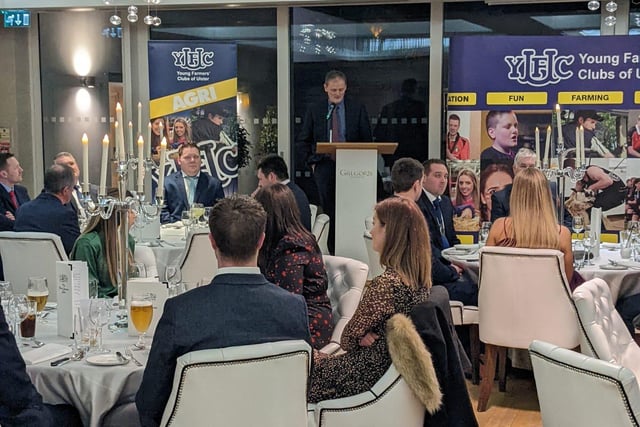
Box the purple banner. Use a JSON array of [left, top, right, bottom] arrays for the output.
[[448, 35, 640, 110]]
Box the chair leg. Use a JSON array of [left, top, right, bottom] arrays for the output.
[[470, 324, 480, 385], [477, 343, 497, 412], [497, 346, 507, 392]]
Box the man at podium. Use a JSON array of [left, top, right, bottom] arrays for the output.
[[297, 70, 372, 252]]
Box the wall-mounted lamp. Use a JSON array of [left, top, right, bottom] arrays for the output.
[[81, 76, 96, 88]]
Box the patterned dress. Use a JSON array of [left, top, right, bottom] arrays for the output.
[[308, 268, 430, 402], [261, 232, 333, 349]]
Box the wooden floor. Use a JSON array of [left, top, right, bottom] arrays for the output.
[[466, 374, 542, 427]]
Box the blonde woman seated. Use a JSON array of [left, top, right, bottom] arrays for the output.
[[308, 197, 431, 402], [486, 167, 579, 286]]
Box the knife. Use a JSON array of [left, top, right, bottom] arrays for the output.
[[127, 350, 143, 367], [51, 357, 70, 367]]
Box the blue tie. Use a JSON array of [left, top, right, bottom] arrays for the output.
[[186, 176, 198, 205], [433, 197, 450, 249]]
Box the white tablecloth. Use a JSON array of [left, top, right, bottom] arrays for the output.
[[24, 311, 148, 427], [135, 226, 188, 281]]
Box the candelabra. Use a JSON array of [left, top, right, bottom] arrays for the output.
[[79, 154, 162, 320], [541, 145, 586, 222]]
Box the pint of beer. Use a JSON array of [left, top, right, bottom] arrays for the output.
[[27, 277, 49, 314]]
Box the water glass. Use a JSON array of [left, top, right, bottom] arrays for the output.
[[9, 294, 29, 338], [0, 281, 13, 302], [181, 210, 193, 239], [478, 221, 492, 246], [89, 298, 112, 353], [582, 230, 597, 266]]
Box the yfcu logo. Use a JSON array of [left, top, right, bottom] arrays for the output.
[[172, 47, 214, 71], [504, 48, 574, 87]]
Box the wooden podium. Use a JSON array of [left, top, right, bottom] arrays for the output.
[[316, 142, 397, 263]]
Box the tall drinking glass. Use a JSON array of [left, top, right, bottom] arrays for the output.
[[9, 294, 29, 338], [478, 221, 492, 247], [582, 230, 597, 266], [27, 277, 48, 318], [130, 293, 154, 349], [181, 210, 193, 240], [20, 300, 37, 344], [190, 203, 204, 227]]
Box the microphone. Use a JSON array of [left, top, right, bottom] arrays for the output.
[[326, 103, 336, 121]]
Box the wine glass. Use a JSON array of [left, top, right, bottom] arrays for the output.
[[166, 265, 183, 297], [130, 293, 154, 349], [0, 281, 13, 303], [181, 210, 193, 240], [27, 277, 48, 318], [130, 262, 147, 279], [582, 229, 597, 266], [9, 294, 29, 338], [190, 203, 205, 227], [89, 298, 112, 353], [203, 207, 212, 226], [571, 216, 584, 251]]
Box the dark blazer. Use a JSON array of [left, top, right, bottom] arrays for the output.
[[491, 182, 571, 227], [136, 273, 311, 427], [0, 184, 30, 231], [287, 181, 312, 231], [14, 192, 80, 255], [417, 192, 460, 251], [297, 97, 372, 166], [160, 171, 225, 223]]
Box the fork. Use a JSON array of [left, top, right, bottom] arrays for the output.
[[125, 347, 143, 366]]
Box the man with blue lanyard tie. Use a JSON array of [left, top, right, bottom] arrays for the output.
[[160, 142, 225, 224], [297, 70, 372, 253], [418, 158, 478, 306]]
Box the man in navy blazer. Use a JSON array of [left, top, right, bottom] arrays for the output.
[[297, 70, 372, 251], [160, 142, 225, 223], [15, 164, 80, 255], [0, 153, 30, 232], [255, 154, 312, 230], [137, 195, 311, 426], [417, 159, 477, 306]]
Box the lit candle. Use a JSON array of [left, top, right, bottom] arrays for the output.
[[100, 134, 110, 196], [116, 103, 125, 161], [575, 126, 580, 166], [544, 125, 551, 167], [128, 121, 134, 156], [137, 102, 142, 137], [555, 104, 563, 147], [137, 135, 145, 193], [535, 127, 540, 168], [157, 137, 167, 199], [81, 133, 90, 193], [146, 122, 152, 159]]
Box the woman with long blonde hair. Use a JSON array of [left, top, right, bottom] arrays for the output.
[[486, 167, 575, 282], [308, 197, 431, 402]]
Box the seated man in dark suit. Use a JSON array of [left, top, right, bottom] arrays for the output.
[[417, 159, 477, 306], [160, 142, 225, 223], [14, 164, 80, 255], [255, 154, 312, 230], [0, 152, 30, 232], [137, 195, 311, 426], [0, 302, 82, 427]]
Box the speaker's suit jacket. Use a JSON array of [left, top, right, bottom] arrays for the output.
[[14, 193, 80, 255], [0, 184, 30, 231], [136, 272, 311, 427], [160, 171, 225, 224]]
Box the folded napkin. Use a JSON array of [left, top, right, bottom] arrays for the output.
[[161, 221, 184, 229], [22, 343, 72, 365], [613, 260, 640, 269]]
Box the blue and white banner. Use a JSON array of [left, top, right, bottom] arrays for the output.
[[448, 35, 640, 110]]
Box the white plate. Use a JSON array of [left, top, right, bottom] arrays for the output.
[[454, 244, 479, 251], [601, 243, 620, 249], [599, 264, 628, 270], [85, 353, 129, 366]]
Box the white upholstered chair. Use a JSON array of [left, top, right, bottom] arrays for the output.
[[530, 340, 640, 427], [312, 214, 330, 255], [363, 231, 384, 281], [161, 340, 311, 427], [449, 300, 480, 384], [320, 255, 368, 354], [572, 278, 640, 381], [0, 231, 68, 302], [310, 364, 425, 427], [476, 246, 580, 411], [310, 204, 318, 228], [178, 230, 218, 290]]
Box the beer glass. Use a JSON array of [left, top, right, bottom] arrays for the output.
[[27, 277, 49, 317], [130, 293, 153, 349]]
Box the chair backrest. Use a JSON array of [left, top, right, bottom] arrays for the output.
[[312, 214, 330, 255], [178, 231, 218, 290], [0, 231, 68, 302], [529, 340, 640, 427], [363, 231, 385, 281], [572, 278, 640, 380], [478, 246, 580, 349], [160, 340, 311, 427], [309, 204, 318, 228], [314, 364, 425, 427], [322, 255, 368, 348]]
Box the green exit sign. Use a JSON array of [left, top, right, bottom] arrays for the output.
[[3, 10, 31, 28]]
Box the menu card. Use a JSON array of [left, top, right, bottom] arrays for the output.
[[127, 278, 168, 337], [56, 261, 89, 338]]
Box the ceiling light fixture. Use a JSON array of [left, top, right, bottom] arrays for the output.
[[587, 0, 618, 26], [104, 1, 160, 27]]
